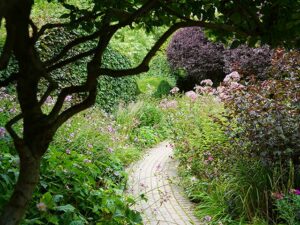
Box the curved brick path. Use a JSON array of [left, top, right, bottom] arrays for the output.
[[127, 141, 202, 225]]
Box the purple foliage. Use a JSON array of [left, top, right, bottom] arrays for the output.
[[224, 45, 273, 80], [167, 27, 225, 90]]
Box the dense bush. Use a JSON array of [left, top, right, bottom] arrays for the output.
[[219, 73, 300, 167], [167, 27, 225, 90], [163, 70, 300, 224], [38, 28, 139, 112], [267, 49, 300, 81], [224, 45, 273, 80]]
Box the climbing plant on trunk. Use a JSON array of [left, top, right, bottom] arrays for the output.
[[0, 0, 299, 224]]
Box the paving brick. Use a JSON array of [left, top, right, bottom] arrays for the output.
[[127, 141, 202, 225]]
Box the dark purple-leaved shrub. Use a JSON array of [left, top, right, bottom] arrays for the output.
[[224, 44, 273, 80], [219, 75, 300, 167], [267, 49, 300, 81], [167, 27, 225, 90]]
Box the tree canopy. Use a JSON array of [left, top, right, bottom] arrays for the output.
[[0, 0, 299, 224]]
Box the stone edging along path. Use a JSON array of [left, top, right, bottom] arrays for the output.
[[126, 141, 202, 225]]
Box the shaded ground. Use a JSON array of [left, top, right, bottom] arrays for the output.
[[127, 141, 201, 225]]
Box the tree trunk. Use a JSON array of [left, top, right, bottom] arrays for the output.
[[0, 144, 41, 225]]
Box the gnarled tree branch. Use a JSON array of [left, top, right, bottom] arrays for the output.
[[44, 30, 101, 67], [46, 48, 97, 72], [35, 11, 104, 42], [99, 20, 246, 77], [0, 21, 16, 71], [5, 114, 23, 143]]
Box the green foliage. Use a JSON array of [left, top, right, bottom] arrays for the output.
[[153, 80, 172, 98], [36, 28, 139, 112], [137, 104, 162, 127], [0, 106, 145, 224], [115, 98, 167, 149], [97, 48, 139, 112], [276, 194, 300, 225], [110, 27, 167, 67]]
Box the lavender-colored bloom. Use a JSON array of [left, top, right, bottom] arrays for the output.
[[83, 159, 92, 163], [0, 127, 6, 138], [65, 95, 72, 102], [292, 189, 300, 195], [203, 215, 212, 222], [107, 125, 115, 133], [107, 147, 114, 153]]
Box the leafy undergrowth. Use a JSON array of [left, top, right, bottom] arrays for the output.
[[162, 66, 300, 225], [0, 89, 166, 224]]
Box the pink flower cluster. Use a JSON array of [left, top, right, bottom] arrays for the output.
[[200, 79, 213, 86], [170, 87, 180, 94], [159, 99, 178, 109], [185, 91, 198, 101]]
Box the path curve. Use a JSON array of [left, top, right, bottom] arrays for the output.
[[127, 141, 202, 225]]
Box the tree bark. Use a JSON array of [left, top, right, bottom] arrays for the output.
[[0, 144, 41, 225]]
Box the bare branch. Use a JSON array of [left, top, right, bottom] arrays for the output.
[[0, 72, 18, 87], [52, 87, 97, 131], [46, 48, 97, 72], [5, 114, 23, 142], [29, 19, 38, 40], [44, 31, 101, 66], [0, 22, 15, 70], [38, 76, 58, 106], [35, 12, 104, 42], [48, 83, 91, 121]]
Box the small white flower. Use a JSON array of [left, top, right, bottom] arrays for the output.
[[36, 202, 47, 212]]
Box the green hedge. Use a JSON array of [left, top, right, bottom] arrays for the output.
[[1, 28, 139, 112]]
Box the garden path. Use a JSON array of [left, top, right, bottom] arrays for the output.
[[127, 141, 202, 225]]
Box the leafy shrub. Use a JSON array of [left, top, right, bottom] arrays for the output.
[[153, 80, 172, 98], [267, 49, 300, 81], [37, 28, 139, 112], [167, 27, 225, 90], [224, 44, 273, 80], [97, 48, 139, 111], [219, 76, 300, 167], [136, 104, 162, 127], [163, 77, 300, 224]]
